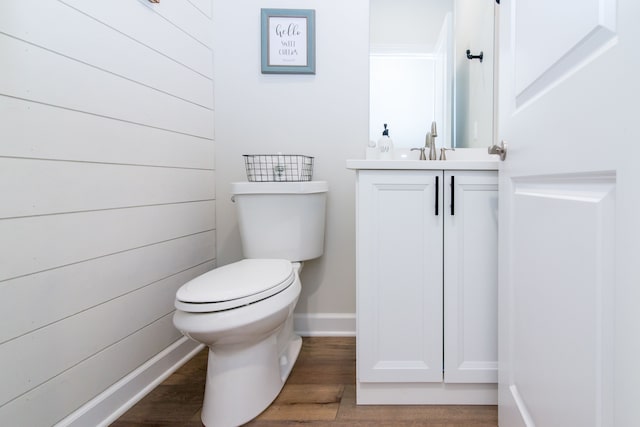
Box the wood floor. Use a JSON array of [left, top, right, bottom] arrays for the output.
[[112, 337, 497, 426]]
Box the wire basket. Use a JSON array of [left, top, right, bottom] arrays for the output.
[[243, 154, 314, 182]]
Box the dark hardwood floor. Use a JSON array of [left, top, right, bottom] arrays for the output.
[[112, 337, 497, 426]]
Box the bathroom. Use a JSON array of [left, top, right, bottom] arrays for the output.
[[2, 0, 639, 426], [0, 1, 367, 424]]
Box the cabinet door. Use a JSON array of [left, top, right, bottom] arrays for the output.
[[357, 170, 443, 383], [443, 170, 498, 383]]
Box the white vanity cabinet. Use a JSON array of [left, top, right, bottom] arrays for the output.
[[351, 163, 498, 404]]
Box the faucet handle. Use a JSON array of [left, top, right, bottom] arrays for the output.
[[411, 147, 427, 160], [439, 147, 455, 161]]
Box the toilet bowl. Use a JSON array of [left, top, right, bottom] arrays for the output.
[[173, 180, 328, 427], [173, 259, 302, 427]]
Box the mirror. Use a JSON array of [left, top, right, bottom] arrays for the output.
[[369, 0, 495, 149]]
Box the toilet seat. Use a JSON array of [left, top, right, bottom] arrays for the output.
[[175, 259, 294, 313]]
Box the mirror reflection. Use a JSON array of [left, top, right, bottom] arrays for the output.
[[369, 0, 494, 150]]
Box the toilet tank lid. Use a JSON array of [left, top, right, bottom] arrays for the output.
[[231, 180, 328, 195], [175, 259, 294, 306]]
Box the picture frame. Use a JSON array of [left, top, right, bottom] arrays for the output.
[[261, 8, 316, 74]]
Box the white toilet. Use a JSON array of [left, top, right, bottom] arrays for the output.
[[173, 180, 328, 427]]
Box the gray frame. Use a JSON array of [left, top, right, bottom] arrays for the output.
[[261, 8, 316, 74]]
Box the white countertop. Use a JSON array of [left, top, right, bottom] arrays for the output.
[[346, 159, 499, 171], [346, 148, 499, 171]]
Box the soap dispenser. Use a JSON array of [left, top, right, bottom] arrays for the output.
[[377, 124, 394, 160]]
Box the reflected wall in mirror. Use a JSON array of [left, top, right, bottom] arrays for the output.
[[369, 0, 494, 149]]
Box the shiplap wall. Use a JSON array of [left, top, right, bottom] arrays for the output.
[[0, 0, 215, 425]]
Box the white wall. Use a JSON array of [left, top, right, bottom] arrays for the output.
[[214, 0, 370, 332], [0, 0, 214, 425]]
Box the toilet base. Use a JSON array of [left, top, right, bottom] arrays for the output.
[[276, 301, 302, 382], [200, 331, 302, 427], [279, 333, 302, 383]]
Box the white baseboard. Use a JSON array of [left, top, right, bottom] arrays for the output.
[[55, 337, 204, 427], [357, 381, 498, 405], [293, 313, 356, 337]]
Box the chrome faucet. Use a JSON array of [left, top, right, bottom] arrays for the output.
[[411, 121, 439, 160], [426, 121, 438, 160]]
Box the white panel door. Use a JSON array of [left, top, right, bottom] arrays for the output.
[[444, 171, 498, 384], [498, 0, 639, 425], [357, 170, 443, 383]]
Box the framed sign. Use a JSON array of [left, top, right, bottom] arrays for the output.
[[261, 8, 316, 74]]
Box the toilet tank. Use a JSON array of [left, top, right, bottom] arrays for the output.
[[231, 181, 328, 261]]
